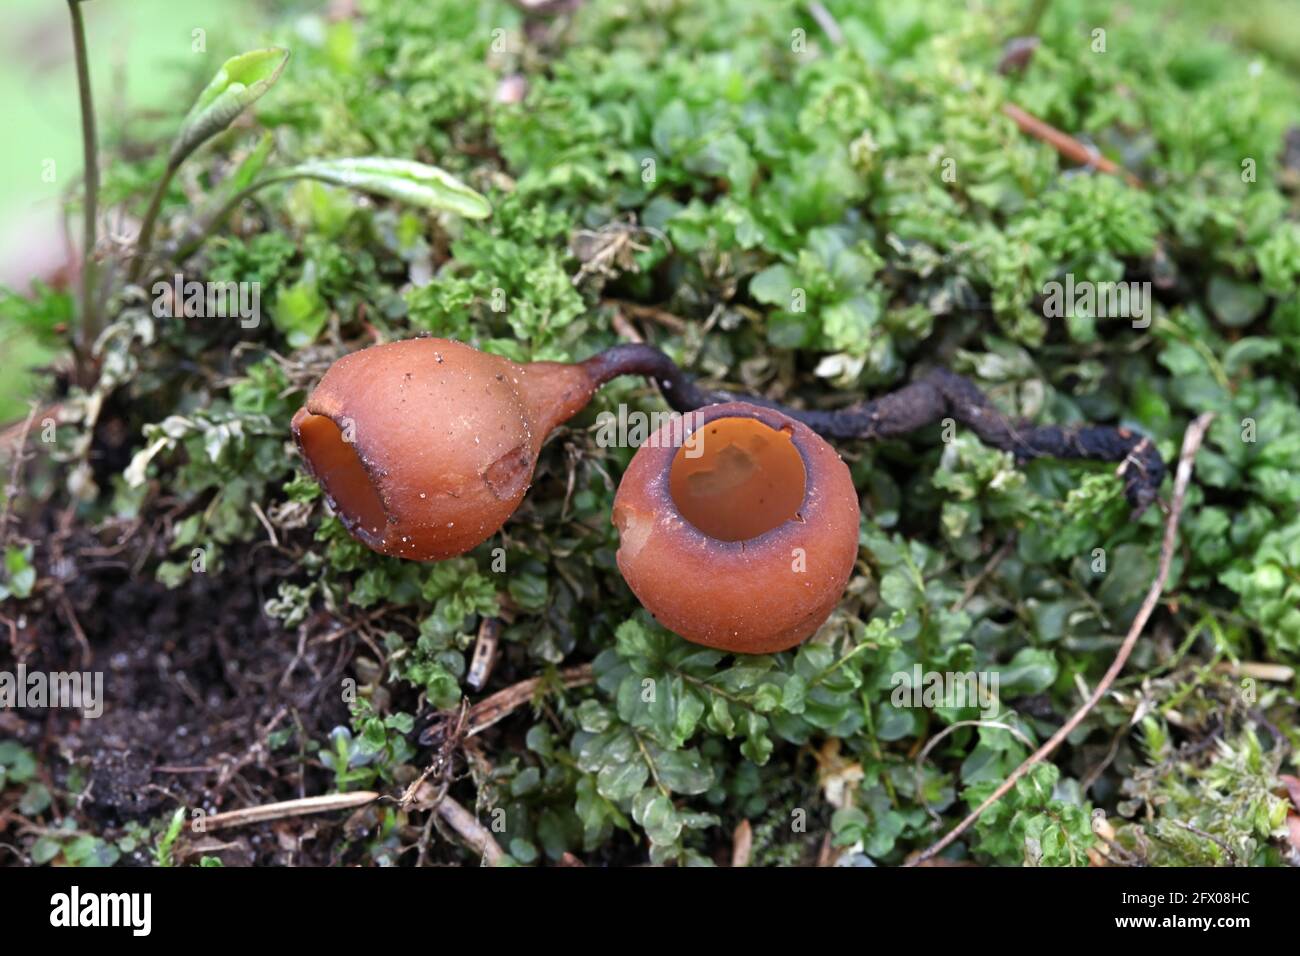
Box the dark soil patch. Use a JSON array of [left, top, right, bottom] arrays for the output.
[[1, 516, 358, 865]]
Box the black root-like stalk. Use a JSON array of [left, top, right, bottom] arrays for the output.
[[581, 343, 1166, 515]]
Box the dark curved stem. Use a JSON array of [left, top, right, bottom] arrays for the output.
[[581, 343, 1166, 515], [581, 343, 726, 412]]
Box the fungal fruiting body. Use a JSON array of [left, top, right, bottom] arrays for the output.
[[291, 337, 597, 560], [612, 402, 861, 654], [294, 337, 1149, 653]]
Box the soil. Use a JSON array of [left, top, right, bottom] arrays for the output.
[[1, 512, 359, 866]]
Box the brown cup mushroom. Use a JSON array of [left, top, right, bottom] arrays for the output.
[[611, 401, 861, 654], [291, 337, 599, 560], [293, 337, 1151, 654]]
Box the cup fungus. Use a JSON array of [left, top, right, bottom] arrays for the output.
[[611, 402, 861, 654], [294, 336, 1166, 654], [291, 337, 601, 560]]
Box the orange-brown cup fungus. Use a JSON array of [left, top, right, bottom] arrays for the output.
[[291, 337, 598, 560], [612, 402, 861, 654]]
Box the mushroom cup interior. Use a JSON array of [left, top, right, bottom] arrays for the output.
[[295, 413, 388, 544], [668, 416, 807, 542]]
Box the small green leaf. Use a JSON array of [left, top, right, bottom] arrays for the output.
[[651, 746, 712, 793], [781, 674, 808, 713], [1222, 336, 1283, 375], [2, 545, 36, 600], [1207, 275, 1267, 328], [284, 158, 492, 219], [172, 48, 290, 165], [749, 264, 795, 304], [831, 806, 869, 846], [0, 741, 36, 782], [997, 647, 1059, 696], [632, 789, 682, 845], [597, 760, 648, 802], [19, 783, 51, 816], [272, 277, 327, 348], [65, 835, 121, 868], [31, 836, 62, 865], [155, 807, 186, 867]]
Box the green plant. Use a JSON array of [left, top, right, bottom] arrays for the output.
[[3, 0, 1298, 869], [60, 17, 491, 372], [153, 807, 187, 867]]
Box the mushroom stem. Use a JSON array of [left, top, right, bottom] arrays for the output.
[[581, 344, 1166, 515]]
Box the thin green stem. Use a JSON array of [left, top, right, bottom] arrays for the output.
[[861, 698, 900, 808], [169, 171, 303, 264], [67, 0, 99, 373], [1019, 0, 1052, 37], [127, 162, 178, 285], [631, 730, 670, 798]]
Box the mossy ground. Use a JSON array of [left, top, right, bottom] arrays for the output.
[[1, 0, 1298, 867]]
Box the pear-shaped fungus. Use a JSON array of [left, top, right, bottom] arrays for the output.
[[612, 402, 861, 654], [291, 337, 597, 560]]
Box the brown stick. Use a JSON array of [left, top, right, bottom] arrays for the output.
[[603, 299, 688, 333], [1215, 661, 1294, 683], [0, 404, 39, 550], [610, 308, 645, 344], [435, 794, 505, 865], [907, 412, 1214, 866], [731, 819, 753, 867], [201, 791, 379, 831], [1002, 102, 1142, 188], [0, 404, 53, 463], [466, 617, 501, 691], [464, 664, 593, 737], [806, 1, 844, 46], [951, 535, 1016, 611]]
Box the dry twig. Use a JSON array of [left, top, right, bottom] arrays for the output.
[[602, 299, 688, 333], [466, 617, 502, 691], [201, 791, 379, 831], [952, 535, 1016, 611], [731, 819, 753, 867], [0, 404, 39, 550], [1002, 102, 1142, 188], [434, 794, 505, 865], [907, 412, 1215, 866], [456, 664, 594, 739], [806, 1, 844, 46]]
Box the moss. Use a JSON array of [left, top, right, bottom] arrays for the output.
[[1, 0, 1298, 866]]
